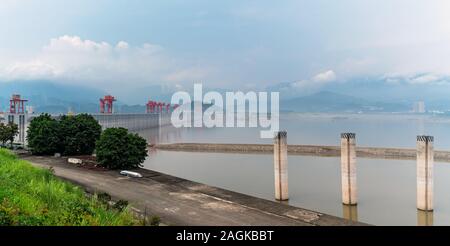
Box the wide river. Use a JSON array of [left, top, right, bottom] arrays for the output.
[[135, 113, 450, 225]]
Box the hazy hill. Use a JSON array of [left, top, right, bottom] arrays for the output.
[[0, 81, 424, 114], [281, 91, 409, 113], [0, 81, 106, 114]]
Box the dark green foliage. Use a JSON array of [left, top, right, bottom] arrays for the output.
[[26, 114, 61, 155], [6, 123, 18, 148], [150, 216, 161, 226], [97, 192, 112, 204], [0, 124, 6, 147], [59, 114, 101, 155], [0, 123, 18, 147], [26, 113, 101, 156], [96, 128, 148, 170], [96, 193, 128, 212], [112, 200, 129, 212]]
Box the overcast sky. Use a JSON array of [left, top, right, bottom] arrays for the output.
[[1, 0, 450, 94]]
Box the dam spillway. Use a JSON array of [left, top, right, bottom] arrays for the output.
[[91, 113, 172, 131]]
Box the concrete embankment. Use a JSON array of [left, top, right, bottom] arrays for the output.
[[19, 153, 366, 226], [154, 143, 450, 162]]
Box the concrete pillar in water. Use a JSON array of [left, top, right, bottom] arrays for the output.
[[274, 131, 288, 201], [342, 204, 358, 222], [341, 133, 357, 205], [417, 135, 433, 211], [417, 210, 433, 226]]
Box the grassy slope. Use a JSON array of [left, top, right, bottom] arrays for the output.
[[0, 148, 138, 226]]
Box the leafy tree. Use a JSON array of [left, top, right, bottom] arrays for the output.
[[59, 114, 101, 155], [96, 128, 148, 170], [26, 114, 61, 155], [27, 113, 102, 156], [0, 123, 8, 147], [0, 123, 19, 147], [6, 123, 18, 147]]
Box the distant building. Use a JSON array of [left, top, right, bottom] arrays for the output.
[[413, 101, 426, 113], [26, 105, 34, 114], [68, 107, 75, 116]]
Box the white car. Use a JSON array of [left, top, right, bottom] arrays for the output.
[[120, 170, 143, 178]]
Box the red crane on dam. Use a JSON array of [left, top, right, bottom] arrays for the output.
[[146, 100, 156, 113], [10, 94, 28, 114], [100, 95, 116, 114], [146, 100, 178, 113]]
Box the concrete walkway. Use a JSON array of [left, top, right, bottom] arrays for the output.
[[20, 154, 366, 226]]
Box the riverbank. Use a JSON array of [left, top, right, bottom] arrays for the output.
[[18, 153, 366, 226], [155, 143, 450, 162]]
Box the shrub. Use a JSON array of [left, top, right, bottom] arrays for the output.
[[97, 192, 112, 204], [59, 114, 101, 155], [112, 200, 129, 212], [26, 114, 61, 155], [150, 216, 161, 226], [95, 128, 148, 170], [27, 113, 102, 156], [0, 123, 18, 147]]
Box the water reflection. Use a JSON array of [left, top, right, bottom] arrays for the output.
[[342, 205, 358, 222], [417, 210, 434, 226], [133, 125, 183, 144]]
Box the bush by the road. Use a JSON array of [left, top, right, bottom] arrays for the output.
[[0, 123, 19, 148], [26, 114, 61, 155], [27, 113, 101, 156], [59, 114, 102, 155], [95, 127, 148, 170]]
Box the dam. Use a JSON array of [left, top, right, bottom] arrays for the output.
[[92, 113, 171, 131], [0, 112, 172, 145], [0, 94, 174, 145]]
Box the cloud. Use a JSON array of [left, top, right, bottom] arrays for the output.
[[409, 74, 441, 84], [4, 60, 59, 80], [312, 70, 336, 83], [271, 70, 337, 97], [0, 35, 207, 90], [165, 67, 211, 82], [382, 73, 450, 86], [116, 41, 129, 50], [292, 70, 337, 89]]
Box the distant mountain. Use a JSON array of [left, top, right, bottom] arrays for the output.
[[281, 91, 409, 113], [0, 81, 106, 114], [0, 80, 434, 114], [115, 104, 147, 114], [268, 75, 450, 112], [0, 80, 183, 114], [116, 85, 177, 105]]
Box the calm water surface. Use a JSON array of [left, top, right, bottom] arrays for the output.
[[135, 113, 450, 225]]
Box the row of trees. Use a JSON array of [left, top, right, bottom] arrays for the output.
[[27, 114, 102, 156], [0, 123, 19, 147], [27, 114, 148, 169]]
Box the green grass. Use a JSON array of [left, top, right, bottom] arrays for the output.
[[0, 148, 138, 226]]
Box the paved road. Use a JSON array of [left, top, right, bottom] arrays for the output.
[[21, 154, 365, 226]]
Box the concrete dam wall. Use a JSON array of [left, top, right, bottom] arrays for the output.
[[154, 142, 450, 163], [92, 113, 172, 131]]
